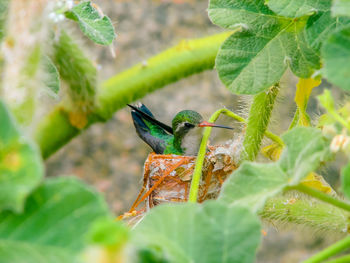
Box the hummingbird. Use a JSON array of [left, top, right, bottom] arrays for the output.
[[127, 103, 233, 156]]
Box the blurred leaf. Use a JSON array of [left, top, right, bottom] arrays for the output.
[[0, 0, 9, 41], [266, 0, 330, 18], [332, 0, 350, 17], [0, 177, 110, 263], [0, 241, 70, 263], [65, 1, 116, 45], [322, 26, 350, 91], [82, 218, 129, 263], [305, 12, 350, 51], [219, 127, 331, 212], [86, 218, 129, 248], [342, 163, 350, 199], [261, 143, 283, 161], [294, 78, 321, 126], [53, 31, 97, 129], [209, 0, 319, 94], [137, 247, 170, 263], [133, 202, 261, 263], [0, 101, 43, 213], [318, 89, 336, 112], [42, 56, 60, 98]]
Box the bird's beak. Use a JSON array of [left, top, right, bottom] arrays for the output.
[[198, 121, 234, 130]]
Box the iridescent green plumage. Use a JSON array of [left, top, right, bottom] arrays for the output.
[[128, 104, 233, 155]]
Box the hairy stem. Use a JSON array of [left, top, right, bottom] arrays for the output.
[[240, 84, 279, 162], [303, 236, 350, 263], [35, 32, 232, 159], [261, 197, 349, 234], [287, 184, 350, 212]]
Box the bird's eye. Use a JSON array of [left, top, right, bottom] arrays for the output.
[[184, 123, 193, 128]]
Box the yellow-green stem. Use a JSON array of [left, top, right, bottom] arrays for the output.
[[303, 236, 350, 263], [287, 184, 350, 212], [325, 254, 350, 263]]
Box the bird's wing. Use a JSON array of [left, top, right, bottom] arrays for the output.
[[128, 103, 173, 154]]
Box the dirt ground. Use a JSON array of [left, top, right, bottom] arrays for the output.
[[45, 1, 341, 262]]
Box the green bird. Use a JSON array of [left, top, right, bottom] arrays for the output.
[[127, 103, 233, 156]]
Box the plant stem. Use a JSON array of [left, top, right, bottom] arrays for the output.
[[303, 236, 350, 263], [289, 109, 299, 130], [329, 109, 350, 132], [35, 32, 232, 159], [221, 109, 284, 146], [261, 197, 348, 234], [188, 109, 226, 202], [240, 84, 279, 162], [188, 108, 283, 202], [287, 184, 350, 212], [325, 255, 350, 263]]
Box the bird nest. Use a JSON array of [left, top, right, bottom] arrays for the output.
[[119, 140, 241, 223]]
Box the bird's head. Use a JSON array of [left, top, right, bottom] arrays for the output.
[[172, 110, 233, 139]]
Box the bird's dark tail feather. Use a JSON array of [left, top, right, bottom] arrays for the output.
[[129, 103, 153, 134], [127, 103, 173, 134]]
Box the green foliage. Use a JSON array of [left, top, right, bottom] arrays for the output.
[[322, 26, 350, 91], [133, 202, 261, 263], [41, 56, 60, 98], [341, 163, 350, 199], [266, 0, 330, 18], [209, 0, 320, 94], [0, 101, 43, 213], [0, 177, 110, 263], [65, 1, 116, 45], [219, 127, 331, 212], [332, 0, 350, 17], [305, 11, 350, 51], [86, 218, 129, 248]]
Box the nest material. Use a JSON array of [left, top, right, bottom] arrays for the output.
[[145, 146, 237, 209], [119, 139, 242, 223]]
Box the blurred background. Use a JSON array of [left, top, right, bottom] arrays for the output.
[[45, 0, 344, 262]]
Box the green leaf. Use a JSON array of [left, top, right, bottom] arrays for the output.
[[133, 202, 261, 263], [209, 0, 320, 94], [322, 26, 350, 91], [305, 12, 350, 51], [208, 0, 278, 33], [0, 101, 43, 213], [215, 29, 287, 94], [0, 241, 70, 263], [267, 0, 331, 18], [42, 56, 60, 98], [86, 218, 129, 248], [219, 127, 331, 212], [0, 177, 110, 262], [65, 1, 116, 45], [341, 163, 350, 199], [332, 0, 350, 17]]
